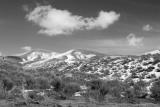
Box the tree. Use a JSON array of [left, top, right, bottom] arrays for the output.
[[86, 79, 103, 90], [133, 80, 147, 98], [0, 82, 5, 99], [107, 80, 125, 98], [122, 80, 147, 103], [2, 78, 14, 91], [1, 78, 14, 98], [123, 87, 137, 103], [50, 77, 64, 92], [63, 82, 80, 98], [25, 77, 36, 89], [150, 80, 160, 101], [36, 77, 50, 90], [86, 79, 109, 102]]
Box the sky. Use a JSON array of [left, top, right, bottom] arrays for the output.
[[0, 0, 160, 55]]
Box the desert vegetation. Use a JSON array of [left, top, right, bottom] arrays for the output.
[[0, 52, 160, 107], [0, 68, 160, 107]]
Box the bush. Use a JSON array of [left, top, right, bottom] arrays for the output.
[[25, 77, 36, 89], [122, 80, 147, 103], [2, 78, 14, 91], [28, 91, 44, 101], [0, 87, 5, 99], [150, 80, 160, 101], [86, 79, 142, 103], [133, 80, 147, 98], [63, 82, 80, 98], [86, 79, 109, 102], [50, 77, 64, 92], [107, 80, 125, 98], [86, 79, 103, 90], [0, 77, 14, 99], [36, 77, 50, 90], [123, 87, 137, 103]]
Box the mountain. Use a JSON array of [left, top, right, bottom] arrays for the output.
[[16, 49, 160, 81], [1, 49, 160, 94], [17, 49, 105, 68], [19, 49, 58, 64], [144, 50, 160, 55], [51, 49, 105, 63]]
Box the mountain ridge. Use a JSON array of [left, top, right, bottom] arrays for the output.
[[1, 49, 160, 95]]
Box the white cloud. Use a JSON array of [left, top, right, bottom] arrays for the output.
[[22, 5, 30, 12], [143, 24, 153, 31], [26, 5, 120, 36], [86, 11, 120, 30], [126, 33, 144, 47], [21, 46, 32, 51]]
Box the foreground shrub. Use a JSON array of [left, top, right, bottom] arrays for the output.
[[63, 82, 80, 98], [0, 77, 14, 99], [50, 77, 64, 92], [123, 86, 137, 103], [86, 79, 109, 102], [150, 80, 160, 102], [2, 78, 14, 91], [121, 80, 148, 103], [107, 80, 125, 98], [87, 79, 103, 90], [0, 87, 5, 99], [133, 80, 147, 98], [36, 77, 50, 90], [25, 77, 36, 89], [28, 91, 44, 102]]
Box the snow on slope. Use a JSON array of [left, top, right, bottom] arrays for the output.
[[3, 49, 160, 95], [53, 49, 97, 63], [19, 49, 99, 67], [144, 50, 160, 55], [21, 49, 160, 82], [19, 49, 58, 64]]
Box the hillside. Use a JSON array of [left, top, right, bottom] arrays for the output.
[[1, 49, 160, 106], [16, 49, 160, 83]]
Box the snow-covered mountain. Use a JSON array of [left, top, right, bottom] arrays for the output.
[[144, 50, 160, 55], [16, 49, 160, 82], [53, 49, 105, 63], [1, 49, 160, 92], [19, 49, 58, 64], [1, 49, 160, 97], [17, 49, 105, 68]]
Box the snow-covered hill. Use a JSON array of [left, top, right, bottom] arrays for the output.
[[19, 49, 58, 64], [18, 50, 160, 82], [144, 50, 160, 55], [1, 49, 160, 92], [18, 49, 160, 83], [1, 49, 160, 94], [17, 49, 105, 68]]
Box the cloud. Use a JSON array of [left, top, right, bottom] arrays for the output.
[[0, 52, 2, 56], [21, 46, 32, 51], [86, 11, 120, 30], [26, 5, 120, 36], [22, 5, 30, 12], [143, 24, 153, 31], [126, 33, 144, 47]]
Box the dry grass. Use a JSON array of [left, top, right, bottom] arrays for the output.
[[0, 99, 160, 107]]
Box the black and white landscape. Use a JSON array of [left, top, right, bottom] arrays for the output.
[[0, 0, 160, 107]]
